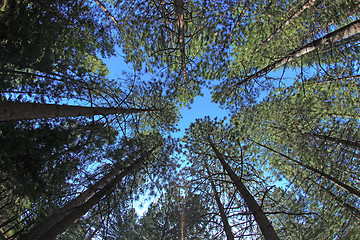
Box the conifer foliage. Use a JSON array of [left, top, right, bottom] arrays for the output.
[[0, 0, 359, 239]]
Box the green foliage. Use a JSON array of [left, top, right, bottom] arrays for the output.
[[231, 70, 360, 238], [0, 119, 114, 201], [137, 185, 210, 240], [0, 0, 116, 103], [1, 0, 360, 239]]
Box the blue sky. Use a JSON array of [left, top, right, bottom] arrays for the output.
[[174, 88, 229, 138], [102, 52, 232, 215], [102, 52, 229, 140]]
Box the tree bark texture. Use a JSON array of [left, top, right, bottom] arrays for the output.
[[208, 140, 280, 240], [174, 0, 187, 84], [0, 102, 151, 121], [206, 166, 235, 240], [235, 19, 360, 86]]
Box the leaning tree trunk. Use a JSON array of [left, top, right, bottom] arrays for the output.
[[206, 166, 235, 240], [253, 140, 360, 200], [316, 182, 360, 221], [208, 139, 280, 240], [254, 0, 320, 53], [0, 102, 153, 121], [19, 143, 162, 240], [307, 132, 360, 151], [235, 19, 360, 87], [94, 0, 122, 32]]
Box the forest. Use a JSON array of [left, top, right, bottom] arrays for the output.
[[0, 0, 359, 239]]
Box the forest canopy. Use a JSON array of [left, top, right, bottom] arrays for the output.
[[0, 0, 359, 239]]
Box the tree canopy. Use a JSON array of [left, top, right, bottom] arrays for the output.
[[1, 0, 359, 239]]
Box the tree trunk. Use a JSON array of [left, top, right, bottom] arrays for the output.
[[216, 0, 250, 62], [235, 19, 360, 87], [270, 125, 360, 151], [315, 181, 360, 221], [307, 132, 360, 151], [94, 0, 122, 32], [253, 140, 360, 200], [174, 0, 187, 84], [208, 139, 280, 240], [255, 0, 319, 53], [0, 102, 153, 121], [19, 143, 162, 240], [206, 166, 235, 240]]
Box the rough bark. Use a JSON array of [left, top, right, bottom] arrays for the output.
[[235, 19, 360, 87], [208, 139, 280, 240], [174, 0, 187, 84], [0, 102, 153, 121], [253, 140, 360, 200], [20, 143, 162, 240], [206, 166, 235, 240]]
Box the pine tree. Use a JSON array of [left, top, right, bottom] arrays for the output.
[[19, 134, 164, 240], [0, 101, 154, 121], [184, 117, 280, 239]]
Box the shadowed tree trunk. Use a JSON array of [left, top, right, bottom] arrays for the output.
[[174, 0, 186, 85], [315, 181, 360, 221], [0, 102, 154, 121], [206, 166, 235, 240], [94, 0, 122, 32], [254, 0, 319, 52], [253, 140, 360, 200], [207, 139, 280, 240], [19, 143, 162, 240], [307, 132, 360, 151]]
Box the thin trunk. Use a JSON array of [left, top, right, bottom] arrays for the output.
[[255, 0, 319, 52], [315, 181, 360, 221], [206, 166, 235, 240], [174, 0, 186, 84], [20, 143, 162, 240], [340, 146, 360, 160], [180, 195, 184, 240], [30, 0, 81, 31], [307, 132, 360, 151], [159, 0, 174, 48], [93, 0, 122, 33], [270, 125, 360, 151], [208, 139, 280, 240], [0, 215, 17, 229], [0, 102, 154, 121], [304, 74, 360, 86], [0, 68, 73, 83], [93, 0, 142, 55], [253, 140, 360, 200], [234, 19, 360, 87], [216, 0, 250, 63]]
